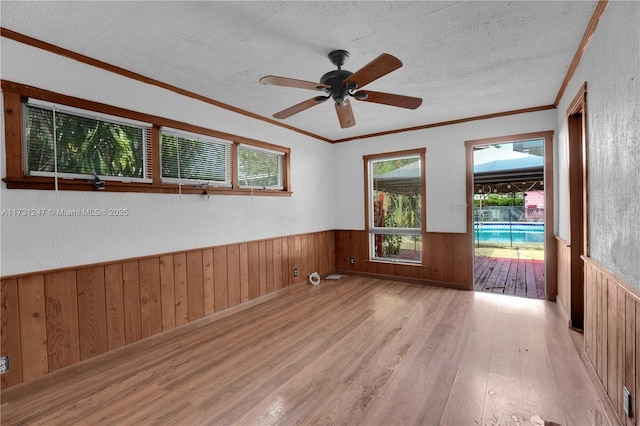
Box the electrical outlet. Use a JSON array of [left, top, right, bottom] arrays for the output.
[[0, 356, 9, 375], [350, 257, 355, 265], [293, 268, 298, 277], [624, 386, 632, 417]]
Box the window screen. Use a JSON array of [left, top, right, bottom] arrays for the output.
[[160, 128, 231, 186], [238, 144, 284, 190]]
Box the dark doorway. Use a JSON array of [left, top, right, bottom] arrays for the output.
[[567, 84, 588, 330]]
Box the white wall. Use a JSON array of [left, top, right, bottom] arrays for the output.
[[0, 39, 335, 276], [333, 109, 556, 232], [555, 1, 640, 289]]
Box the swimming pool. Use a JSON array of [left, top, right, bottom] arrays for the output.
[[474, 223, 544, 245]]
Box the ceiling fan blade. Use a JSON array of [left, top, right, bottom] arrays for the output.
[[343, 53, 403, 89], [335, 99, 356, 128], [260, 75, 329, 91], [273, 96, 329, 119], [355, 90, 422, 109]]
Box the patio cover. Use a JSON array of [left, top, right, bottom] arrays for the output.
[[373, 160, 421, 194], [373, 146, 544, 194], [473, 146, 543, 185]]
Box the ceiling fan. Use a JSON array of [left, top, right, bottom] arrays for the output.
[[259, 49, 422, 128]]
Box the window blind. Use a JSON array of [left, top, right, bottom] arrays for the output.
[[160, 128, 231, 186], [24, 102, 150, 181]]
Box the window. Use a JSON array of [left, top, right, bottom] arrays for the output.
[[160, 128, 231, 187], [24, 99, 151, 182], [238, 144, 284, 190], [3, 83, 291, 195], [366, 149, 425, 263]]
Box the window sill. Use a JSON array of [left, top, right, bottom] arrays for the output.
[[2, 178, 292, 197], [365, 259, 423, 267]]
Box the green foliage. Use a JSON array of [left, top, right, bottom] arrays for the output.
[[377, 189, 421, 257], [383, 234, 403, 256], [26, 106, 144, 178], [475, 194, 524, 207], [383, 193, 419, 228], [238, 147, 280, 188]]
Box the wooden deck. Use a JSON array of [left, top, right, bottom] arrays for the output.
[[474, 256, 545, 299]]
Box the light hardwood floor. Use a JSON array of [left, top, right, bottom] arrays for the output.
[[1, 276, 613, 425]]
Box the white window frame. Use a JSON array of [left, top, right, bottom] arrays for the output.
[[238, 143, 284, 190]]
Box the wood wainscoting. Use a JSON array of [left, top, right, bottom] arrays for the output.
[[0, 230, 335, 389], [334, 230, 472, 289], [583, 256, 640, 424]]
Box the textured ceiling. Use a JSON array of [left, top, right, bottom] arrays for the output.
[[1, 1, 597, 141]]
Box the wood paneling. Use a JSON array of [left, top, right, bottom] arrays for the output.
[[159, 254, 175, 331], [584, 256, 640, 424], [76, 266, 108, 360], [1, 278, 23, 388], [258, 240, 267, 296], [335, 230, 471, 289], [273, 238, 283, 291], [213, 246, 229, 311], [173, 253, 188, 326], [281, 237, 289, 287], [0, 230, 335, 388], [227, 245, 241, 308], [186, 251, 204, 321], [45, 270, 80, 372], [122, 261, 142, 344], [139, 257, 162, 338], [239, 243, 249, 302], [17, 275, 47, 383], [265, 239, 274, 294], [104, 263, 125, 350], [202, 249, 215, 315], [248, 241, 260, 299]]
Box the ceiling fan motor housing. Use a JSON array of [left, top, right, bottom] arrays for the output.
[[320, 69, 354, 106]]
